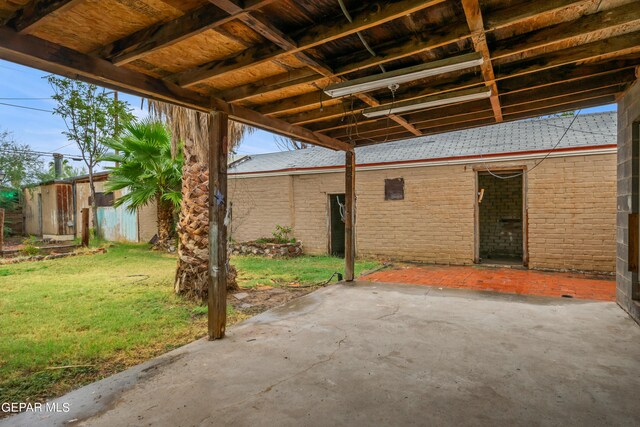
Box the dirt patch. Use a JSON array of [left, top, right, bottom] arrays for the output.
[[228, 286, 317, 317]]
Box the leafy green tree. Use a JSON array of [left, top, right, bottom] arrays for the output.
[[47, 76, 133, 236], [0, 130, 45, 189], [102, 119, 183, 249]]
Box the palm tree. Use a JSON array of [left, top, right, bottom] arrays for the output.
[[149, 101, 254, 300], [102, 119, 183, 250]]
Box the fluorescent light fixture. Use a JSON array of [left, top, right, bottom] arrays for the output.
[[324, 52, 483, 98], [362, 87, 492, 118]]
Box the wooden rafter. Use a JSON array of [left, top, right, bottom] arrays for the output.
[[219, 68, 319, 102], [95, 0, 276, 65], [0, 26, 351, 151], [97, 5, 233, 65], [209, 0, 422, 136], [461, 0, 502, 122], [0, 0, 636, 147], [171, 0, 445, 87], [327, 77, 631, 140], [349, 94, 620, 145], [312, 57, 640, 134], [491, 4, 640, 62], [245, 0, 631, 117], [484, 0, 596, 31], [3, 0, 82, 32], [305, 31, 640, 132]]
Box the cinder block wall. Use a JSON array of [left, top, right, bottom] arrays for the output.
[[228, 175, 293, 242], [617, 78, 640, 324], [478, 173, 523, 260], [229, 152, 616, 272], [527, 154, 617, 272]]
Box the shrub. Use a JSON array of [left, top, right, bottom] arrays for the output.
[[254, 225, 296, 244], [21, 236, 40, 256]]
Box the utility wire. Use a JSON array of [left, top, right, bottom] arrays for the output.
[[0, 101, 53, 113], [0, 97, 52, 100], [480, 110, 582, 180], [0, 147, 81, 159], [337, 0, 386, 73]]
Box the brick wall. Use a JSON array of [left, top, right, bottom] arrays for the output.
[[617, 78, 640, 324], [527, 154, 617, 272], [228, 175, 293, 243], [478, 173, 523, 260], [229, 151, 616, 272]]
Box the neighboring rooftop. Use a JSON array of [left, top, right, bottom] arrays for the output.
[[230, 112, 616, 175]]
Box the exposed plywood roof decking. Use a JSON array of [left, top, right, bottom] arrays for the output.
[[0, 0, 638, 150]]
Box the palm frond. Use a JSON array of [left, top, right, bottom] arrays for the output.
[[148, 100, 255, 163], [106, 119, 181, 211]]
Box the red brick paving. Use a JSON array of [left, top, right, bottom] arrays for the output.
[[363, 265, 616, 301]]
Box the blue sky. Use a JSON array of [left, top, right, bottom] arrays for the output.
[[0, 59, 283, 168], [0, 58, 617, 169]]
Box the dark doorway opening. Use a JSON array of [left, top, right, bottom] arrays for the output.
[[478, 172, 524, 265], [329, 194, 346, 257]]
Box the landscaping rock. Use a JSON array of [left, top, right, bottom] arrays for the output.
[[230, 241, 303, 258], [233, 292, 249, 300]]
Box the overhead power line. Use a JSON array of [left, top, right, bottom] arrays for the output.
[[0, 97, 52, 100], [0, 101, 53, 113], [0, 147, 82, 160]]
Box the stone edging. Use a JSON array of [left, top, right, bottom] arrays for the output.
[[231, 241, 303, 258], [0, 248, 107, 265]]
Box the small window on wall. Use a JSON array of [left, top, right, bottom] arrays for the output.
[[385, 178, 404, 200], [89, 192, 114, 207]]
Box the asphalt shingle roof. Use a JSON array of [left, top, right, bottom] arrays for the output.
[[230, 112, 616, 174]]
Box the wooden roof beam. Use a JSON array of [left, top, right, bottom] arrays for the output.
[[96, 0, 276, 65], [348, 93, 619, 145], [314, 61, 639, 134], [461, 0, 502, 122], [209, 0, 423, 136], [344, 32, 640, 119], [491, 3, 640, 63], [334, 77, 631, 140], [495, 32, 640, 80], [3, 0, 83, 32], [97, 4, 233, 65], [226, 0, 603, 113], [219, 68, 319, 102], [172, 0, 445, 87], [0, 26, 350, 151], [484, 0, 597, 31]]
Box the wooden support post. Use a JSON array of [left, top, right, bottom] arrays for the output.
[[81, 208, 89, 247], [0, 208, 4, 257], [345, 150, 356, 281], [208, 110, 229, 340]]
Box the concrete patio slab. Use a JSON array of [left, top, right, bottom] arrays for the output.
[[3, 282, 639, 426]]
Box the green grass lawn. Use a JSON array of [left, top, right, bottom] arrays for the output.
[[233, 255, 380, 288], [0, 244, 379, 404]]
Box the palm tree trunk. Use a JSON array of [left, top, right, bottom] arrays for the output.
[[148, 102, 247, 301], [173, 148, 239, 300], [155, 194, 174, 250], [174, 160, 209, 299]]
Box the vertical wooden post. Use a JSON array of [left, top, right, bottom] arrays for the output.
[[345, 150, 356, 281], [81, 208, 89, 247], [208, 110, 229, 340], [0, 208, 4, 257]]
